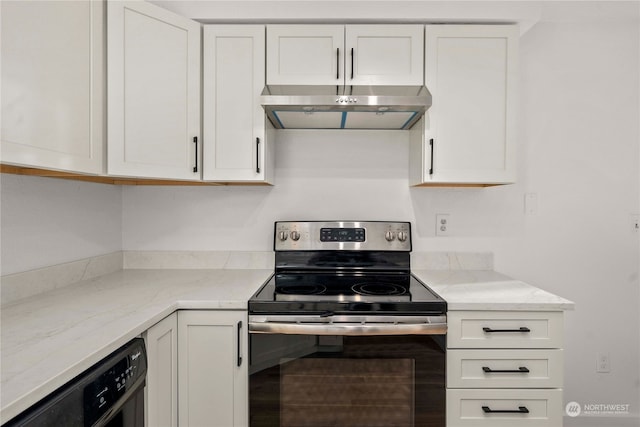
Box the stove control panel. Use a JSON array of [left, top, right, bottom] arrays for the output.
[[274, 221, 411, 251]]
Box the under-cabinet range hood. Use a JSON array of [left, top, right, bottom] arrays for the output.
[[261, 85, 431, 130]]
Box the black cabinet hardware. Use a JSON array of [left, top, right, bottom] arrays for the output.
[[237, 321, 243, 367], [482, 406, 529, 414], [336, 48, 340, 80], [429, 138, 434, 175], [256, 138, 261, 174], [482, 366, 530, 373], [193, 136, 198, 173], [483, 327, 531, 333], [350, 48, 354, 80]]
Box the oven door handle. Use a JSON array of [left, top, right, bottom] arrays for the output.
[[248, 321, 447, 336]]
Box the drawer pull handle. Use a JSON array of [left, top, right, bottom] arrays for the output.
[[482, 406, 530, 414], [482, 366, 530, 373], [483, 327, 531, 333]]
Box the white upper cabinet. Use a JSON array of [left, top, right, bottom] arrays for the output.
[[1, 0, 104, 174], [203, 26, 274, 183], [267, 25, 344, 86], [267, 25, 424, 87], [346, 25, 424, 86], [107, 1, 201, 180], [410, 25, 518, 186]]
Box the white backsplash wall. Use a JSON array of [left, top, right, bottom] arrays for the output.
[[122, 129, 525, 252], [0, 174, 123, 276], [122, 129, 527, 251]]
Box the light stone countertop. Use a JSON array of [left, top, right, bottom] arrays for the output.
[[0, 268, 273, 424], [1, 265, 574, 423], [413, 269, 575, 311]]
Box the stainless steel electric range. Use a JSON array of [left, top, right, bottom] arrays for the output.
[[248, 221, 447, 427]]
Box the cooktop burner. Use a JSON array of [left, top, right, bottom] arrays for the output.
[[277, 284, 328, 296], [273, 272, 411, 302], [352, 282, 406, 296]]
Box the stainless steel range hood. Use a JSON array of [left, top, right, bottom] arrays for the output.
[[261, 85, 431, 130]]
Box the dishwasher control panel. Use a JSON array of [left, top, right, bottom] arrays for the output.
[[83, 339, 147, 426]]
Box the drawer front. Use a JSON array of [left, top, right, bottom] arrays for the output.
[[447, 311, 563, 349], [447, 389, 563, 427], [447, 349, 563, 388]]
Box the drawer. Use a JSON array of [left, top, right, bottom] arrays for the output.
[[447, 349, 563, 388], [447, 389, 563, 427], [447, 311, 563, 349]]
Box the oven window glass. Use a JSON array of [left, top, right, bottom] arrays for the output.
[[249, 334, 445, 427]]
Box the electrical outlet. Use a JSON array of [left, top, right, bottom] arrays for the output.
[[524, 193, 538, 215], [596, 353, 610, 373], [631, 214, 639, 233], [436, 214, 450, 236]]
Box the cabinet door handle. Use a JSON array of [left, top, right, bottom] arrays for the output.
[[429, 138, 434, 175], [482, 366, 530, 373], [350, 48, 354, 80], [482, 406, 529, 414], [336, 48, 340, 80], [256, 138, 261, 174], [483, 327, 531, 333], [193, 136, 198, 173], [237, 321, 243, 367]]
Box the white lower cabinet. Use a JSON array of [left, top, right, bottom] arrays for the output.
[[144, 313, 178, 427], [145, 310, 247, 427], [447, 389, 563, 427], [177, 310, 248, 427], [447, 349, 563, 389], [446, 311, 565, 427]]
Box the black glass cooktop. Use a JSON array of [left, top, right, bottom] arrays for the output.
[[249, 271, 446, 316], [274, 272, 412, 302]]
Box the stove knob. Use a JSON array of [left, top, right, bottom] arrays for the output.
[[385, 231, 396, 242], [397, 231, 408, 242], [278, 231, 288, 241], [290, 231, 300, 241]]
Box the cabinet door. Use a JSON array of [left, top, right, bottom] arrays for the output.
[[107, 1, 200, 180], [178, 310, 247, 427], [1, 0, 104, 174], [346, 25, 424, 86], [266, 25, 344, 86], [414, 25, 518, 185], [145, 313, 178, 427], [203, 26, 274, 183]]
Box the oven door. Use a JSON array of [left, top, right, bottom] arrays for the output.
[[249, 315, 446, 427]]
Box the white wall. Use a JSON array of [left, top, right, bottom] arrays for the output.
[[0, 174, 122, 275]]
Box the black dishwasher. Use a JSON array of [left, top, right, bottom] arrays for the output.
[[4, 338, 146, 427]]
